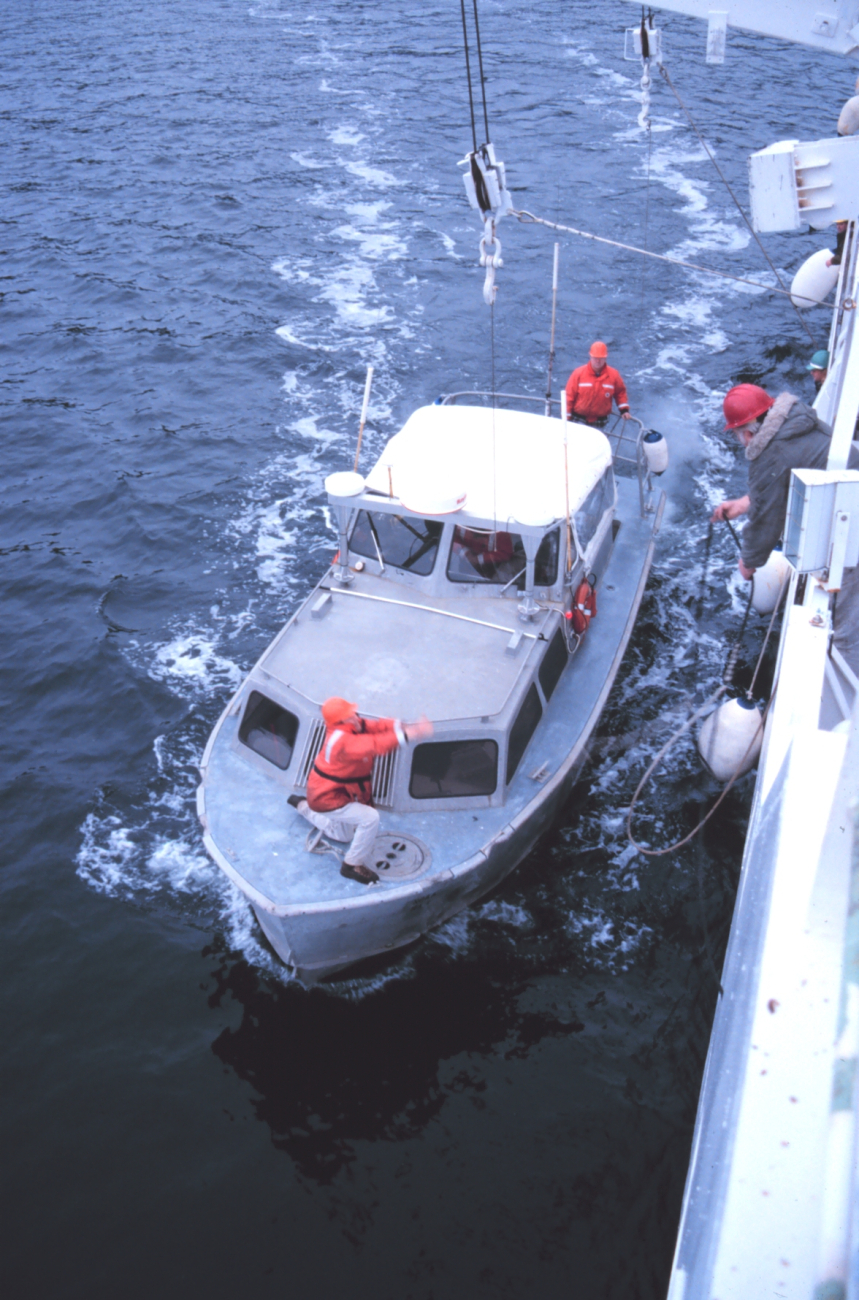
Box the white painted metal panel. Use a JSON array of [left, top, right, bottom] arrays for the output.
[[621, 0, 859, 58], [749, 140, 800, 232]]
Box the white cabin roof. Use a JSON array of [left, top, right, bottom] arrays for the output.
[[363, 404, 612, 525]]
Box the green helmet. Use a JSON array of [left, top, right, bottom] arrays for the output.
[[807, 350, 830, 371]]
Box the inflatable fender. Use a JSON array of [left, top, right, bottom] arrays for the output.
[[838, 95, 859, 136], [642, 429, 669, 475], [697, 697, 763, 782], [790, 247, 839, 310], [751, 549, 792, 615]]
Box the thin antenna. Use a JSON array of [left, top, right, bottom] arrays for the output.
[[564, 425, 573, 578], [352, 365, 374, 472], [545, 242, 559, 416]]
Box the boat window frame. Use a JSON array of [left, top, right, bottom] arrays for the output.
[[238, 690, 300, 772], [348, 508, 445, 577], [408, 737, 499, 800], [506, 682, 543, 784], [445, 525, 560, 589], [538, 626, 569, 703], [573, 467, 616, 561]]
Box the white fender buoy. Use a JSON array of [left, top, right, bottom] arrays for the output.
[[642, 429, 669, 475], [698, 697, 763, 782], [790, 248, 839, 310], [751, 549, 792, 614], [838, 95, 859, 136]]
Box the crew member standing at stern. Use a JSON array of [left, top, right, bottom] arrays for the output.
[[565, 341, 631, 428], [290, 697, 433, 885]]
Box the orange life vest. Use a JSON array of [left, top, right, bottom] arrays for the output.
[[306, 717, 401, 812], [565, 362, 629, 423]]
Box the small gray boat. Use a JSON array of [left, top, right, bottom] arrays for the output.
[[198, 395, 665, 981]]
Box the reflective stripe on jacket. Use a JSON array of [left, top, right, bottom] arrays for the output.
[[565, 362, 629, 422], [306, 717, 403, 812]]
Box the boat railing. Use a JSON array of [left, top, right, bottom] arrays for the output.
[[439, 391, 564, 413], [605, 414, 656, 518]]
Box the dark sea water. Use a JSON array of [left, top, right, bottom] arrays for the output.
[[2, 3, 849, 1297]]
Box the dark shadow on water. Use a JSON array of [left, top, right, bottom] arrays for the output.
[[204, 936, 585, 1184]]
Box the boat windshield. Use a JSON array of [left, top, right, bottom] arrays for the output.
[[350, 511, 443, 575], [447, 528, 559, 587], [575, 469, 614, 552]]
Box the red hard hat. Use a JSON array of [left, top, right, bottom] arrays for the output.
[[321, 696, 357, 726], [723, 384, 774, 430], [589, 341, 608, 358]]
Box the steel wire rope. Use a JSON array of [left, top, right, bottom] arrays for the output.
[[657, 63, 816, 345], [471, 0, 490, 145], [625, 523, 788, 857], [641, 116, 652, 318], [511, 210, 849, 310], [459, 0, 478, 153]]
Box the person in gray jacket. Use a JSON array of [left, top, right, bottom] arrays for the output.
[[712, 383, 859, 673]]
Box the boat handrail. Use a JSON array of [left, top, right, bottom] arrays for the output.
[[604, 414, 656, 518], [318, 583, 547, 640], [439, 390, 563, 413]]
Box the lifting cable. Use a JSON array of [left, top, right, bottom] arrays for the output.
[[625, 530, 790, 859], [638, 8, 654, 318], [459, 0, 490, 150], [657, 63, 816, 345], [459, 0, 478, 153], [459, 0, 499, 516], [511, 209, 848, 310]]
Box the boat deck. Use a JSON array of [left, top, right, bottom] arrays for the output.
[[261, 572, 551, 721], [202, 476, 659, 909]]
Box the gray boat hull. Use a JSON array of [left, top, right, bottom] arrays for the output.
[[199, 468, 664, 983]]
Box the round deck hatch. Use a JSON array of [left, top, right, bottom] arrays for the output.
[[370, 833, 432, 881]]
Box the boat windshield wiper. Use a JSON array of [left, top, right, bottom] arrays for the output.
[[498, 565, 526, 594], [366, 515, 386, 573]]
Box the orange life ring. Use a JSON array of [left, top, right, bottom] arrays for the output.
[[570, 578, 597, 636]]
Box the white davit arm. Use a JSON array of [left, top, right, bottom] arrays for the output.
[[619, 0, 859, 61]]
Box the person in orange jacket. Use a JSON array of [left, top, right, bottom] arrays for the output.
[[565, 341, 631, 428], [289, 696, 433, 884]]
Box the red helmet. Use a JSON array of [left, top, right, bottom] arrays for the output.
[[589, 341, 608, 358], [723, 384, 774, 430]]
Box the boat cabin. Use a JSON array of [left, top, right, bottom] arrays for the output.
[[225, 403, 618, 813]]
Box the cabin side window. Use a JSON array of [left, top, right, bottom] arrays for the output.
[[349, 511, 443, 575], [409, 739, 498, 799], [506, 683, 543, 783], [574, 470, 614, 552], [538, 627, 569, 702], [238, 691, 299, 771], [447, 528, 559, 587]]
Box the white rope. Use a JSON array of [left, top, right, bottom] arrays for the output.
[[511, 209, 852, 309], [638, 56, 651, 131], [479, 216, 502, 306]]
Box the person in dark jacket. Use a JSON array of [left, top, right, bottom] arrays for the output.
[[712, 384, 859, 672]]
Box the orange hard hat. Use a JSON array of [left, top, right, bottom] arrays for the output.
[[321, 696, 357, 726], [723, 384, 774, 430], [589, 341, 608, 358]]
